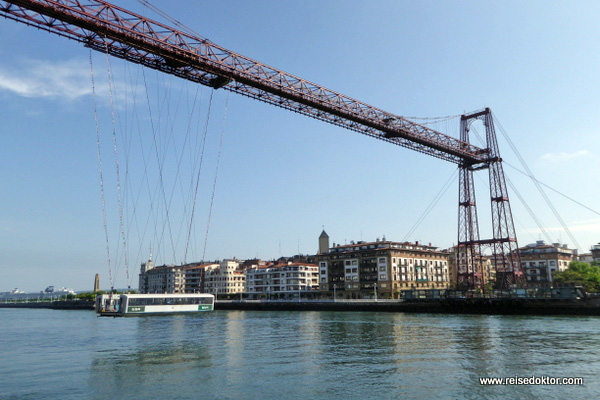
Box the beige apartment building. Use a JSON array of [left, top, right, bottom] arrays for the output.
[[317, 232, 449, 299], [520, 241, 575, 286], [204, 259, 246, 296]]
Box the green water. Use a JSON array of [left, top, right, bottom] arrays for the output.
[[0, 308, 597, 399]]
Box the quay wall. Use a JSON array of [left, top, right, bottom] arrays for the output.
[[2, 299, 600, 316], [0, 300, 94, 310], [215, 298, 600, 316]]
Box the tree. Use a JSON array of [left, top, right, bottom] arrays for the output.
[[76, 292, 96, 301], [75, 290, 107, 301], [553, 261, 600, 293]]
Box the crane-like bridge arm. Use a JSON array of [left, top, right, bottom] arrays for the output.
[[1, 0, 488, 165]]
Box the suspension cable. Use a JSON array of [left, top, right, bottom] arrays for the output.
[[203, 92, 229, 261], [504, 162, 600, 217], [137, 0, 209, 41], [402, 168, 458, 243], [184, 90, 213, 264], [103, 43, 131, 289], [89, 50, 114, 291], [142, 67, 177, 264], [505, 177, 553, 244], [399, 114, 462, 123], [493, 116, 582, 250]]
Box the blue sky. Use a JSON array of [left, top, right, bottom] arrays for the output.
[[1, 0, 599, 292]]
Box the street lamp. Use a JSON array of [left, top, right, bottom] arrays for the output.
[[374, 282, 378, 302], [333, 284, 337, 302]]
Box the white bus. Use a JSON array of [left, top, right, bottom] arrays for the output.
[[95, 293, 214, 317]]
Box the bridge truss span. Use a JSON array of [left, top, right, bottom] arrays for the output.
[[0, 0, 486, 165], [0, 0, 524, 289]]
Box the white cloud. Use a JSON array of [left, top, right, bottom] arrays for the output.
[[0, 58, 97, 100], [540, 150, 591, 162], [537, 220, 600, 234], [0, 58, 144, 104], [521, 221, 600, 235], [519, 218, 600, 250]]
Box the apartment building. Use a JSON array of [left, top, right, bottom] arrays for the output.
[[138, 257, 186, 294], [317, 233, 449, 299], [520, 241, 575, 286], [204, 259, 246, 296], [184, 263, 219, 293], [246, 262, 319, 299]]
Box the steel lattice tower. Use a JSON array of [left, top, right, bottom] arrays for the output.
[[457, 109, 524, 290]]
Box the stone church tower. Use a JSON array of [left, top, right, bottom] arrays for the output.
[[318, 230, 330, 254]]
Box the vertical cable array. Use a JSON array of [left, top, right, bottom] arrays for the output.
[[184, 90, 213, 264], [142, 67, 177, 264], [202, 93, 229, 261], [103, 43, 131, 289], [89, 49, 114, 291]]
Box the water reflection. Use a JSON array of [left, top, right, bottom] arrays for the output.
[[78, 311, 600, 399], [89, 314, 214, 398]]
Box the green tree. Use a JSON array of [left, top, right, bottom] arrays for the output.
[[553, 261, 600, 293], [75, 290, 108, 301]]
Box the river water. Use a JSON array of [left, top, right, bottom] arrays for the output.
[[0, 308, 597, 399]]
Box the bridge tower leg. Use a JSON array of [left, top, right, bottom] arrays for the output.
[[457, 115, 483, 291], [457, 108, 524, 290]]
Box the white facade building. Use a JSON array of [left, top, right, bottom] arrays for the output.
[[204, 260, 245, 296], [246, 262, 319, 299]]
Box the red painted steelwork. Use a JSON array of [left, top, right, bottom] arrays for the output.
[[0, 0, 487, 165], [0, 1, 524, 288], [457, 109, 523, 290]]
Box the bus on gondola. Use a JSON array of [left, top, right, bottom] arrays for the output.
[[95, 293, 214, 317]]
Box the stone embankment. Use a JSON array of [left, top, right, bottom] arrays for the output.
[[0, 300, 94, 310], [2, 298, 599, 316], [215, 298, 600, 316]]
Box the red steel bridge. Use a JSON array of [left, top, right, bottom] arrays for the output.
[[0, 0, 524, 289]]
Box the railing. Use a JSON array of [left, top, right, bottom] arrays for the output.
[[0, 296, 74, 303], [404, 287, 586, 300], [216, 298, 402, 303]]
